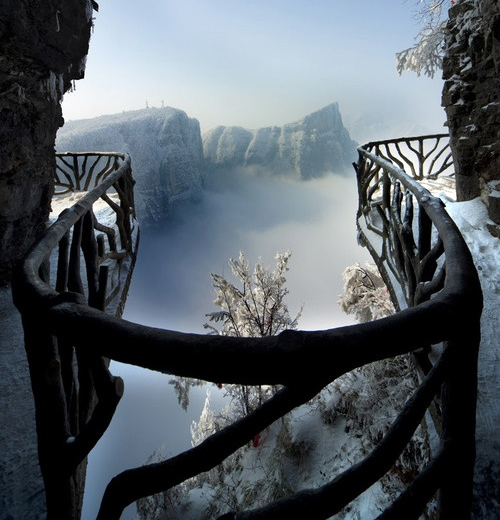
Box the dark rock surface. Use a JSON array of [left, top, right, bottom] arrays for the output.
[[442, 0, 500, 220], [0, 0, 96, 284], [0, 1, 96, 517]]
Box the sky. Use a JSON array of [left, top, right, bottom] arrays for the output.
[[63, 0, 447, 140]]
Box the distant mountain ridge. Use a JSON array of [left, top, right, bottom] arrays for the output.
[[203, 103, 357, 179], [56, 103, 356, 226]]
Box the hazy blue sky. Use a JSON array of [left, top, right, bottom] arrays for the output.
[[63, 0, 447, 139]]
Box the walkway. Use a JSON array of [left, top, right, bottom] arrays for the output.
[[0, 285, 45, 519]]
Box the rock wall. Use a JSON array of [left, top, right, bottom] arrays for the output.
[[0, 0, 96, 284], [0, 1, 96, 518], [203, 103, 357, 179], [442, 0, 500, 225]]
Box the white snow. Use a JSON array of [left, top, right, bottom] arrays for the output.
[[443, 197, 500, 472], [50, 191, 120, 227]]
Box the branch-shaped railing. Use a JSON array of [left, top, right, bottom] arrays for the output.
[[51, 153, 138, 313], [55, 152, 128, 194], [13, 138, 482, 520], [13, 153, 139, 519], [361, 134, 453, 181]]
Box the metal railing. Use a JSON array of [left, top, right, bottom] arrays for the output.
[[13, 139, 482, 519]]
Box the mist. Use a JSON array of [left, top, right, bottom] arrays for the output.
[[82, 168, 370, 519], [125, 168, 369, 331]]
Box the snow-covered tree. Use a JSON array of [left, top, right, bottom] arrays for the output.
[[169, 251, 302, 415], [338, 262, 395, 323], [204, 250, 302, 338], [203, 251, 303, 416], [396, 0, 454, 77]]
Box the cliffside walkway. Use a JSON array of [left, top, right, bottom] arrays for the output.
[[10, 137, 485, 519], [0, 285, 45, 519]]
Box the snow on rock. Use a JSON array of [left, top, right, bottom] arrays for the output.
[[202, 103, 357, 179], [56, 104, 355, 229], [444, 197, 500, 517], [56, 107, 204, 227]]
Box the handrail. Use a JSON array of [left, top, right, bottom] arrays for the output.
[[360, 134, 453, 180], [13, 152, 139, 519], [13, 140, 482, 519], [20, 154, 136, 307]]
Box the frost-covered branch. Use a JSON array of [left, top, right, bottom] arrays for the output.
[[202, 251, 303, 416], [396, 0, 453, 77], [204, 251, 302, 338], [338, 263, 395, 323]]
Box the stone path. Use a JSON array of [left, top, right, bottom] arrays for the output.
[[0, 285, 45, 519]]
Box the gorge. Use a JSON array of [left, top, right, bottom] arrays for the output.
[[56, 103, 357, 226]]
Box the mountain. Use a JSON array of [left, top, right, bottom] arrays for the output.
[[56, 107, 204, 226], [202, 103, 357, 179], [56, 103, 356, 226]]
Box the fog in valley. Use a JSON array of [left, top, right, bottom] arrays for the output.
[[82, 168, 370, 519]]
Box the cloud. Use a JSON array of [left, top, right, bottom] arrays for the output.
[[123, 169, 370, 332]]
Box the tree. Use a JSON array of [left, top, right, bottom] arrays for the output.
[[203, 251, 303, 416], [338, 263, 395, 323], [396, 0, 453, 78], [204, 251, 302, 338], [169, 251, 303, 414]]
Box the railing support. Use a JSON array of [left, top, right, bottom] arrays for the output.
[[439, 335, 479, 519], [355, 135, 482, 520], [13, 153, 138, 520]]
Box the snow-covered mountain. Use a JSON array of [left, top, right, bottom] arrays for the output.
[[56, 103, 356, 226], [57, 107, 204, 226], [202, 103, 357, 179]]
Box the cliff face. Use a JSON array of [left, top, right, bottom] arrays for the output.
[[57, 103, 355, 228], [0, 0, 96, 284], [57, 108, 204, 227], [442, 0, 500, 225], [203, 103, 357, 179]]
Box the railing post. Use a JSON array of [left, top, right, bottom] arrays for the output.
[[439, 331, 480, 518], [13, 152, 137, 520], [356, 135, 483, 519], [19, 309, 85, 520]]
